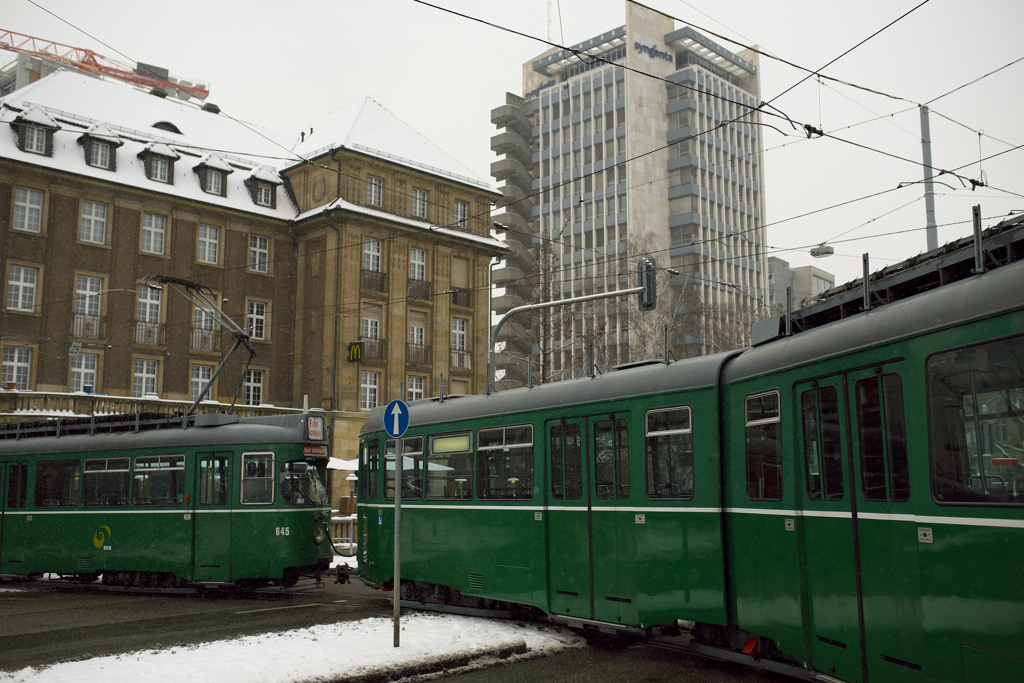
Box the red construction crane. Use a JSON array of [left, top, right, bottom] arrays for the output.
[[0, 28, 210, 99]]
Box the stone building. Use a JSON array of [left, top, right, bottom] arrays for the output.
[[1, 70, 502, 513]]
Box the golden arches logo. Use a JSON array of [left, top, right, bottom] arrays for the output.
[[93, 525, 111, 548]]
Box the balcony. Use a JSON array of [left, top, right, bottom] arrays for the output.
[[72, 314, 102, 339], [191, 327, 219, 353], [361, 337, 386, 361], [407, 279, 431, 301], [450, 288, 471, 308], [361, 269, 387, 294], [407, 343, 431, 366], [135, 321, 163, 346], [450, 349, 472, 371]]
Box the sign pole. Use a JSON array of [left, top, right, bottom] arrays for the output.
[[393, 435, 402, 647], [383, 398, 409, 649]]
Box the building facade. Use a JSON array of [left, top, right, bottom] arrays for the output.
[[767, 256, 835, 310], [491, 3, 768, 387], [0, 71, 502, 509]]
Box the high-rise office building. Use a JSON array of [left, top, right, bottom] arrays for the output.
[[491, 3, 768, 387]]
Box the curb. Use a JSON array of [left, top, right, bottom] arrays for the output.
[[312, 639, 528, 683]]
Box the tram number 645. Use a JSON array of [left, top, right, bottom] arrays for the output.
[[275, 526, 291, 536]]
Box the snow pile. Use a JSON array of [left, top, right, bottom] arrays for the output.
[[0, 613, 585, 683]]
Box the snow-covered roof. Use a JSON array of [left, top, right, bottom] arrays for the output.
[[14, 104, 59, 128], [288, 97, 491, 191]]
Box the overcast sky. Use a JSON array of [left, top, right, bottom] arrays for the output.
[[5, 0, 1022, 284]]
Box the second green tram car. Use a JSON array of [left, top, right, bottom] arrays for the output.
[[358, 219, 1024, 683], [0, 412, 332, 589]]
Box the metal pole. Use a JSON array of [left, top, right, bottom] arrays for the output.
[[391, 438, 399, 647], [920, 105, 939, 251], [862, 254, 871, 311], [973, 205, 984, 274]]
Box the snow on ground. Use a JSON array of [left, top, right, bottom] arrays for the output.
[[0, 556, 584, 683], [0, 613, 585, 683]]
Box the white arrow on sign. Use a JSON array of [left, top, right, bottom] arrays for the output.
[[389, 401, 405, 436]]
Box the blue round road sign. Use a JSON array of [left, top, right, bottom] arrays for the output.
[[384, 399, 410, 438]]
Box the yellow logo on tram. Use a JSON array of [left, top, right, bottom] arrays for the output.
[[93, 525, 111, 548]]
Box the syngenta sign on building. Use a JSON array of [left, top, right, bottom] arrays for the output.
[[635, 42, 672, 62]]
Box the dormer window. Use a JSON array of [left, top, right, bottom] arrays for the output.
[[24, 126, 46, 155], [89, 141, 110, 168], [138, 142, 179, 185], [78, 123, 121, 172], [244, 166, 282, 209], [11, 106, 59, 157], [256, 184, 272, 206], [193, 154, 233, 198]]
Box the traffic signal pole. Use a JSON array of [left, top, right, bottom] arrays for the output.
[[487, 260, 657, 394]]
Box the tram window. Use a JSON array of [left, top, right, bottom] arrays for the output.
[[550, 423, 582, 500], [83, 458, 130, 507], [134, 455, 185, 506], [241, 452, 274, 504], [928, 335, 1024, 506], [594, 419, 629, 500], [363, 442, 380, 500], [385, 436, 424, 500], [281, 460, 328, 506], [855, 374, 909, 502], [7, 464, 28, 509], [427, 433, 473, 500], [645, 407, 694, 500], [35, 459, 81, 508], [745, 391, 782, 501], [801, 387, 844, 501], [199, 455, 229, 505], [477, 425, 534, 500]]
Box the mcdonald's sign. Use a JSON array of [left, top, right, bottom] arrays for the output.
[[347, 341, 364, 362]]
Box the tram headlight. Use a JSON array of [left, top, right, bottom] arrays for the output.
[[313, 526, 326, 546]]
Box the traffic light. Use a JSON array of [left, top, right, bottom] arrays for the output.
[[347, 341, 364, 362], [637, 259, 657, 311]]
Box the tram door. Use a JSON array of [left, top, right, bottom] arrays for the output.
[[797, 377, 864, 682], [546, 413, 635, 625], [0, 463, 28, 569], [193, 453, 232, 583]]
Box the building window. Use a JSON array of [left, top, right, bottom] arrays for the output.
[[454, 201, 468, 227], [409, 323, 425, 346], [191, 364, 214, 402], [452, 318, 467, 351], [364, 238, 381, 271], [79, 201, 107, 244], [13, 187, 43, 233], [2, 346, 32, 390], [243, 369, 264, 405], [256, 184, 273, 206], [6, 265, 38, 312], [412, 188, 427, 218], [70, 352, 98, 393], [132, 358, 158, 397], [362, 317, 379, 339], [141, 213, 166, 255], [197, 224, 220, 264], [89, 141, 111, 169], [249, 235, 269, 273], [407, 375, 425, 402], [366, 176, 383, 206], [74, 274, 103, 337], [24, 126, 46, 155], [150, 157, 170, 183], [205, 170, 223, 196], [361, 370, 379, 410], [247, 300, 267, 340], [410, 248, 426, 281], [192, 304, 217, 352]]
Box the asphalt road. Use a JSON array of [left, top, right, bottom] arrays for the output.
[[0, 576, 391, 671]]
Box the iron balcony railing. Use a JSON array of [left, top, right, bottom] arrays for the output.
[[361, 269, 387, 293]]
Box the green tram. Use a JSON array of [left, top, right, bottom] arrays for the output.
[[358, 217, 1024, 683], [0, 412, 332, 589]]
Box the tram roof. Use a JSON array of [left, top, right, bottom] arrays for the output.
[[362, 351, 734, 435], [0, 412, 325, 456], [724, 253, 1024, 384]]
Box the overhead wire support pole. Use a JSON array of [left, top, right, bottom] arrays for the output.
[[920, 105, 939, 251]]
